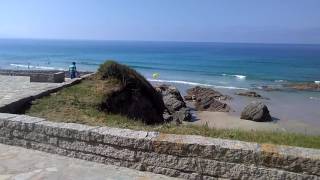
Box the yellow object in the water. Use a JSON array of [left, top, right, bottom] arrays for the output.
[[152, 73, 160, 79]]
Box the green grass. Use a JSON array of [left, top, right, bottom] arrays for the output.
[[25, 77, 320, 149]]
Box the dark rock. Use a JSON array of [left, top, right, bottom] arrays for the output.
[[195, 96, 230, 112], [98, 61, 165, 124], [172, 107, 192, 123], [185, 86, 231, 112], [186, 86, 232, 101], [240, 101, 272, 122], [184, 95, 194, 101], [163, 110, 173, 122], [236, 91, 262, 98], [259, 85, 283, 92], [284, 83, 320, 91], [155, 84, 192, 122]]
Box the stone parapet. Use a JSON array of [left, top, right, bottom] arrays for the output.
[[0, 113, 319, 179]]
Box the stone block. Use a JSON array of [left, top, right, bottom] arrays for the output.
[[4, 115, 44, 131], [58, 139, 136, 161], [34, 121, 98, 141], [90, 127, 152, 150], [30, 72, 65, 83]]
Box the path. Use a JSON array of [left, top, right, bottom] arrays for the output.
[[0, 143, 178, 180], [0, 75, 81, 113]]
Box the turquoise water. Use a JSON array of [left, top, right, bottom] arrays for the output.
[[0, 39, 320, 127]]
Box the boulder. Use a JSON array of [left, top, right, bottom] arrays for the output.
[[172, 108, 192, 124], [155, 84, 192, 122], [195, 96, 230, 112], [185, 86, 231, 112], [240, 101, 272, 122]]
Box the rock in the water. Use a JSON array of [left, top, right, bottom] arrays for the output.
[[155, 84, 192, 122], [284, 83, 320, 91], [240, 101, 272, 122], [185, 86, 231, 112], [236, 91, 262, 98]]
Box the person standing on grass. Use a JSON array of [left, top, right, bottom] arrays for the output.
[[69, 62, 77, 79]]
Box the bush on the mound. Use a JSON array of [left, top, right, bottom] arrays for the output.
[[97, 60, 166, 124]]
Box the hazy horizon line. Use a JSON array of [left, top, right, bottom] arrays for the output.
[[0, 37, 319, 46]]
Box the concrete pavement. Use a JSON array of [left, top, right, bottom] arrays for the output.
[[0, 143, 178, 180]]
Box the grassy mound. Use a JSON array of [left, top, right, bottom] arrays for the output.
[[97, 60, 165, 124]]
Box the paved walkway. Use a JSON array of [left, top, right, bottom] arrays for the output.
[[0, 144, 178, 180], [0, 76, 62, 108], [0, 75, 81, 113]]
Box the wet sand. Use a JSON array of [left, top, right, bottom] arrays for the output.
[[188, 111, 320, 135]]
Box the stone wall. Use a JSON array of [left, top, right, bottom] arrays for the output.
[[0, 69, 92, 77], [30, 72, 65, 83], [0, 113, 319, 180]]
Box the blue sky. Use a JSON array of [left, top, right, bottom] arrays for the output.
[[0, 0, 319, 44]]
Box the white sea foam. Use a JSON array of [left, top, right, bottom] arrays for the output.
[[10, 63, 64, 71], [222, 73, 246, 79], [234, 75, 246, 79], [309, 97, 320, 101], [275, 80, 286, 83], [315, 81, 320, 84], [148, 79, 248, 90]]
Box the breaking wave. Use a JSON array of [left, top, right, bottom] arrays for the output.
[[222, 73, 246, 79], [310, 97, 320, 101], [10, 63, 64, 71], [148, 79, 248, 90]]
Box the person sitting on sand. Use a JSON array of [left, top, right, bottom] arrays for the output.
[[69, 62, 77, 79]]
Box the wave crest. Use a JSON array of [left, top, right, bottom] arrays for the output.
[[222, 73, 246, 79], [10, 63, 64, 71], [148, 79, 248, 90]]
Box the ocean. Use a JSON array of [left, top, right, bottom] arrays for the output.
[[0, 39, 320, 127]]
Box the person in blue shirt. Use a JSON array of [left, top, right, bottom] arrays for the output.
[[69, 62, 77, 79]]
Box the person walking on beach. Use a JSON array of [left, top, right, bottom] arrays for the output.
[[69, 62, 77, 79]]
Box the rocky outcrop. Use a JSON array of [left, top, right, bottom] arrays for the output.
[[236, 91, 262, 98], [241, 101, 272, 122], [98, 61, 165, 124], [185, 86, 231, 112], [285, 83, 320, 91], [185, 86, 231, 101], [155, 84, 191, 123], [101, 85, 165, 124]]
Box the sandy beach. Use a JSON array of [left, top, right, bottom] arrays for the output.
[[188, 111, 320, 135]]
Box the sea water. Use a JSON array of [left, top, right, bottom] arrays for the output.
[[0, 39, 319, 127]]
